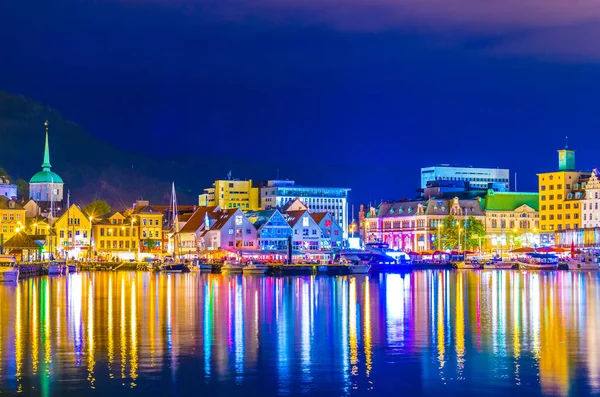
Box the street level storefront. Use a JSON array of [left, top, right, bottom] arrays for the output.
[[555, 228, 600, 248]]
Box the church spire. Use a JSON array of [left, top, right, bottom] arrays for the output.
[[42, 120, 51, 170]]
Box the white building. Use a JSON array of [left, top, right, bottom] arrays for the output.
[[260, 180, 350, 239], [583, 169, 600, 228], [421, 165, 509, 191], [201, 208, 258, 252]]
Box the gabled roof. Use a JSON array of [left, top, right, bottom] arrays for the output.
[[282, 198, 307, 212], [208, 209, 239, 231], [179, 206, 219, 233], [285, 210, 309, 227], [310, 212, 329, 224], [3, 232, 40, 249], [246, 210, 277, 228], [0, 196, 23, 210]]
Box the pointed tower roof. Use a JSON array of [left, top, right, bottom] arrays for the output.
[[42, 121, 51, 170], [30, 121, 64, 184]]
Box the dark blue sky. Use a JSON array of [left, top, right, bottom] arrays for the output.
[[2, 0, 600, 206]]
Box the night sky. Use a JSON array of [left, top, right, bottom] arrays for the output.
[[2, 0, 600, 207]]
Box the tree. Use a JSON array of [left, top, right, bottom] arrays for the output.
[[16, 179, 29, 199], [439, 215, 486, 251], [83, 200, 111, 218]]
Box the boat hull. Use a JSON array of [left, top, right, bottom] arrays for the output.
[[348, 265, 371, 274], [47, 265, 64, 275], [242, 267, 268, 275], [161, 263, 187, 273], [517, 262, 558, 270], [453, 262, 482, 269], [67, 265, 78, 273], [0, 269, 19, 283], [222, 266, 243, 273], [566, 260, 599, 270], [483, 262, 515, 270]]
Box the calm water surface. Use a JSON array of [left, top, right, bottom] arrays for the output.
[[0, 271, 599, 396]]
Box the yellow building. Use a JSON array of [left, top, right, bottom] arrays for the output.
[[538, 148, 589, 243], [92, 211, 138, 260], [131, 201, 164, 256], [0, 197, 26, 245], [53, 204, 92, 259], [198, 178, 260, 211]]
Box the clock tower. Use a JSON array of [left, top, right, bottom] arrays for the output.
[[558, 148, 575, 171]]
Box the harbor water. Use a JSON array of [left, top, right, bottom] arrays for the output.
[[0, 270, 599, 396]]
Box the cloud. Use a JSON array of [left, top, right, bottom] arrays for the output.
[[109, 0, 600, 60]]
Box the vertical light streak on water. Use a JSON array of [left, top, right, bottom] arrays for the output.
[[32, 282, 39, 374], [436, 272, 445, 376], [254, 290, 259, 347], [363, 277, 372, 379], [108, 275, 114, 377], [340, 277, 349, 393], [43, 280, 51, 375], [492, 271, 498, 356], [385, 274, 404, 346], [455, 272, 465, 377], [445, 272, 451, 337], [531, 275, 541, 362], [300, 280, 312, 386], [499, 272, 507, 358], [476, 274, 481, 351], [15, 284, 22, 392], [512, 273, 521, 386], [349, 277, 358, 377], [167, 276, 175, 381], [87, 279, 95, 388], [277, 279, 290, 395], [204, 279, 212, 380], [586, 273, 600, 392], [130, 280, 138, 386], [235, 280, 244, 383], [120, 278, 127, 380], [70, 275, 83, 367]]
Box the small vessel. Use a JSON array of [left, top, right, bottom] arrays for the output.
[[482, 259, 515, 270], [222, 260, 243, 273], [517, 253, 559, 270], [242, 261, 269, 275], [453, 255, 483, 269], [344, 256, 371, 274], [0, 255, 19, 283], [190, 259, 212, 272], [47, 261, 66, 275], [161, 259, 188, 273], [67, 261, 78, 273], [566, 253, 600, 270]]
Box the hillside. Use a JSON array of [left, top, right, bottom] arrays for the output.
[[0, 91, 191, 207]]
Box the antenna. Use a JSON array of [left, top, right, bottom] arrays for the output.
[[565, 136, 569, 149]]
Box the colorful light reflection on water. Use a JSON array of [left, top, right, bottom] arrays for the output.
[[0, 271, 599, 396]]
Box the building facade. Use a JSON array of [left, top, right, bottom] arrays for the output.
[[0, 197, 26, 246], [198, 179, 260, 211], [583, 169, 600, 229], [0, 176, 17, 199], [260, 180, 350, 239], [483, 190, 539, 249], [54, 204, 92, 259], [246, 210, 292, 251], [362, 197, 485, 252], [92, 211, 138, 260], [29, 122, 64, 207], [421, 165, 509, 192], [201, 208, 258, 252], [311, 212, 344, 250], [538, 148, 589, 242], [131, 201, 164, 256], [285, 210, 322, 251]]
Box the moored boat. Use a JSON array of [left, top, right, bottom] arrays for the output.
[[222, 260, 243, 273], [517, 253, 559, 270], [482, 260, 515, 270], [566, 253, 600, 270], [0, 255, 19, 283], [161, 261, 188, 273], [47, 261, 66, 275], [242, 261, 269, 275], [67, 261, 79, 273]]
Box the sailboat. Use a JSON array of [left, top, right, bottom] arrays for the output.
[[161, 182, 188, 273]]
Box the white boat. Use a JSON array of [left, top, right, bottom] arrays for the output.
[[47, 261, 66, 275], [482, 260, 515, 270], [344, 257, 371, 274], [453, 254, 483, 269], [566, 253, 600, 270], [222, 260, 243, 273], [0, 255, 19, 283], [517, 253, 559, 270], [242, 261, 269, 275]]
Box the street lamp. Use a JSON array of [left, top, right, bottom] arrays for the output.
[[437, 222, 444, 250]]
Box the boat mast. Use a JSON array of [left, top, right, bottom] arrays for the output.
[[171, 182, 179, 257]]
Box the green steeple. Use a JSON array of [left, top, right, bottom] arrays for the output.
[[42, 120, 51, 170]]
